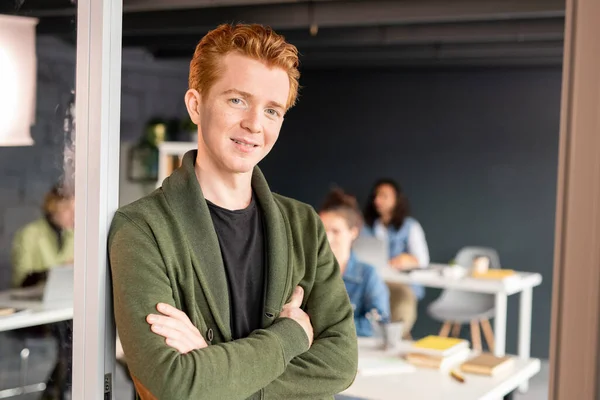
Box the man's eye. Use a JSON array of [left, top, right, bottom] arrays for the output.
[[229, 98, 242, 105], [266, 109, 280, 117]]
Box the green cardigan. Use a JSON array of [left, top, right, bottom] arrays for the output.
[[108, 151, 358, 400], [11, 218, 74, 287]]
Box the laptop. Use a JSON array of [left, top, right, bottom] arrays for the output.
[[10, 265, 74, 304], [43, 265, 74, 303], [352, 235, 389, 270]]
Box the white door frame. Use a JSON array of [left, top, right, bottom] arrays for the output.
[[72, 0, 123, 398]]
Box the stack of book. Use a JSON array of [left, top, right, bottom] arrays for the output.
[[404, 335, 471, 370]]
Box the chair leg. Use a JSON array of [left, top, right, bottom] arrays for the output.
[[20, 347, 30, 389], [470, 320, 482, 352], [439, 321, 452, 337], [451, 323, 461, 338], [480, 318, 495, 353]]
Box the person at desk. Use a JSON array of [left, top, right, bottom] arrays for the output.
[[10, 183, 74, 400], [11, 184, 74, 288], [319, 188, 390, 337], [363, 178, 430, 338]]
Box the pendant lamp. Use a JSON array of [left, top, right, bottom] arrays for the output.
[[0, 14, 38, 146]]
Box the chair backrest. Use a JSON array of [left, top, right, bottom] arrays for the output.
[[352, 235, 389, 270], [455, 246, 501, 270], [431, 247, 501, 311], [434, 286, 495, 310]]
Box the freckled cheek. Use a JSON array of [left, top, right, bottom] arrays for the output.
[[263, 132, 279, 148], [263, 124, 282, 147], [218, 113, 241, 137]]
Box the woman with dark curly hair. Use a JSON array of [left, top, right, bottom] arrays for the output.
[[363, 178, 430, 338]]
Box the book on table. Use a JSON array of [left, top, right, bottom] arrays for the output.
[[404, 335, 471, 370], [405, 347, 471, 370], [460, 353, 514, 376], [410, 335, 470, 357], [0, 307, 16, 317], [0, 306, 30, 318], [471, 269, 516, 279]]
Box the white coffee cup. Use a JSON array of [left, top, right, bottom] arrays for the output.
[[373, 321, 404, 351]]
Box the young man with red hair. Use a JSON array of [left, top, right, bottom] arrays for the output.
[[109, 24, 358, 399]]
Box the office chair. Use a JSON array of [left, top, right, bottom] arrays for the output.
[[426, 247, 500, 352]]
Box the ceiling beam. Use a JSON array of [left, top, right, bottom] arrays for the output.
[[23, 0, 336, 17], [299, 55, 563, 69], [298, 41, 564, 61], [298, 41, 563, 68], [121, 18, 565, 50], [36, 0, 566, 36], [151, 40, 563, 66], [122, 0, 337, 13]]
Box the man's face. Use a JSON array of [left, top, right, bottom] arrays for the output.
[[192, 52, 290, 175]]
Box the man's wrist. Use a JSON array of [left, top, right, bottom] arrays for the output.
[[267, 318, 310, 364]]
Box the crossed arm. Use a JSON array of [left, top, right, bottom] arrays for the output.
[[146, 286, 312, 354]]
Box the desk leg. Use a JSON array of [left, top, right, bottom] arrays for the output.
[[494, 293, 507, 356], [518, 287, 533, 393]]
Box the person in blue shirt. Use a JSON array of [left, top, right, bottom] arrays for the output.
[[319, 188, 390, 337], [363, 178, 430, 338]]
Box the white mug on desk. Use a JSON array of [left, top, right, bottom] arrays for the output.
[[372, 321, 404, 351]]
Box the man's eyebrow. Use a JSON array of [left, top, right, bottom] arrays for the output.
[[267, 100, 286, 111], [222, 89, 285, 110], [221, 89, 254, 99]]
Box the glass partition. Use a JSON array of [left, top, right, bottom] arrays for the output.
[[0, 1, 78, 399]]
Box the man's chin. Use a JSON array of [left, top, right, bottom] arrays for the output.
[[227, 162, 257, 175], [227, 156, 263, 174]]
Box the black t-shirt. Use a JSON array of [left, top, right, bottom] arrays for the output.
[[207, 195, 265, 340]]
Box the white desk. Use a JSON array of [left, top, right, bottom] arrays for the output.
[[342, 338, 541, 400], [0, 291, 73, 398], [0, 291, 73, 332], [380, 265, 542, 392]]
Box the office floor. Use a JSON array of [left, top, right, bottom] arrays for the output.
[[0, 333, 549, 400]]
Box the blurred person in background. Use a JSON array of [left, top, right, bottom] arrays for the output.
[[363, 178, 430, 338], [319, 188, 390, 337], [11, 183, 74, 400], [11, 183, 74, 288]]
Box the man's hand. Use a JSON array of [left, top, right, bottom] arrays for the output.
[[280, 286, 314, 346], [389, 253, 419, 270], [146, 303, 208, 354]]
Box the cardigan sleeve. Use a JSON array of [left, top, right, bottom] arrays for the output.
[[109, 212, 310, 400], [260, 210, 358, 399]]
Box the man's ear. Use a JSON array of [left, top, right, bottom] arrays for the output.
[[184, 89, 202, 125]]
